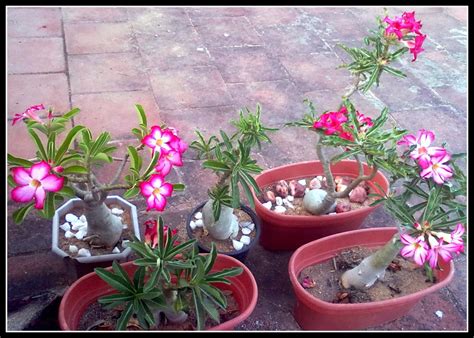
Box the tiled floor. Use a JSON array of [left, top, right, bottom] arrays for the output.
[[7, 6, 467, 331]]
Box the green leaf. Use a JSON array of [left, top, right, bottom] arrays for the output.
[[135, 104, 147, 127], [55, 125, 86, 164], [362, 67, 381, 93], [199, 284, 226, 309], [94, 267, 135, 293], [27, 129, 48, 160], [142, 151, 160, 179], [230, 174, 240, 209], [127, 146, 140, 172], [164, 239, 196, 260], [204, 243, 218, 274], [116, 302, 134, 331], [143, 266, 160, 293], [330, 149, 362, 164], [12, 203, 35, 224], [123, 186, 140, 199], [7, 154, 34, 167], [62, 165, 88, 175], [62, 108, 81, 119], [172, 183, 185, 192], [98, 293, 134, 304], [219, 130, 233, 151], [202, 160, 230, 172], [93, 152, 113, 163], [383, 65, 406, 78], [133, 266, 146, 290], [201, 296, 220, 324], [42, 192, 55, 219], [192, 287, 206, 330]]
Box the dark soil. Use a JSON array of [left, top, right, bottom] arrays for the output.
[[78, 289, 240, 331], [189, 208, 256, 253], [58, 202, 135, 257], [299, 246, 436, 304], [259, 176, 378, 216]]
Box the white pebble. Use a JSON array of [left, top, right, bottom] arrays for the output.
[[77, 248, 91, 257], [298, 179, 307, 186], [435, 310, 443, 318], [59, 222, 70, 232], [194, 211, 203, 220], [283, 199, 295, 209], [79, 215, 87, 223], [122, 240, 130, 248], [69, 245, 78, 254], [275, 196, 283, 206], [111, 208, 124, 215], [240, 235, 251, 245], [262, 201, 272, 210], [122, 224, 128, 229], [223, 33, 230, 37], [242, 227, 252, 235], [189, 220, 197, 230], [232, 240, 244, 251], [75, 230, 87, 240], [195, 219, 204, 227], [112, 247, 121, 254], [71, 221, 86, 231], [64, 231, 75, 238], [316, 176, 323, 181], [329, 212, 337, 215], [65, 213, 78, 223], [240, 221, 252, 228], [274, 205, 286, 214], [286, 195, 294, 202], [246, 223, 255, 231], [196, 47, 204, 52]]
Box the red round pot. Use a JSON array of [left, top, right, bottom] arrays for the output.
[[58, 254, 258, 331], [288, 227, 455, 330], [253, 160, 390, 251]]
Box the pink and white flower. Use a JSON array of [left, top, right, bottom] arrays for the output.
[[426, 238, 455, 269], [11, 161, 64, 209], [141, 126, 175, 156], [12, 104, 45, 126], [420, 152, 453, 184], [139, 174, 173, 212], [155, 149, 184, 176], [402, 34, 427, 62], [398, 129, 447, 169], [400, 233, 429, 266]]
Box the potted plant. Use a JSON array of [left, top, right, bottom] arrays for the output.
[[58, 217, 258, 331], [186, 105, 276, 262], [252, 9, 430, 251], [288, 128, 466, 330], [7, 104, 187, 277]]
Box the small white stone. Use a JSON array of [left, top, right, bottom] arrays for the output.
[[283, 199, 295, 209], [246, 223, 255, 231], [196, 47, 204, 52], [195, 219, 204, 227], [329, 212, 337, 215], [79, 215, 87, 223], [274, 205, 286, 214], [122, 224, 128, 229], [189, 220, 197, 230], [69, 245, 78, 254], [112, 247, 121, 254], [275, 196, 283, 206], [194, 212, 203, 220], [242, 227, 252, 235], [77, 248, 91, 257], [435, 310, 443, 318], [286, 195, 294, 202], [240, 221, 252, 228], [262, 201, 272, 210], [111, 208, 124, 215], [223, 33, 230, 37], [232, 240, 244, 251], [298, 179, 307, 186], [65, 213, 78, 223], [71, 221, 86, 231], [64, 231, 75, 238], [240, 235, 251, 245], [59, 222, 71, 232], [75, 230, 87, 240], [316, 176, 323, 181], [122, 240, 130, 248]]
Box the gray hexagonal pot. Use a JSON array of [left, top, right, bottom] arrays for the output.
[[52, 195, 141, 279]]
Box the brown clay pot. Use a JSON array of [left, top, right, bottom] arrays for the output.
[[252, 160, 390, 251], [288, 227, 455, 330], [58, 254, 258, 331]]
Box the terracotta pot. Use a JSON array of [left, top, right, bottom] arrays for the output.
[[288, 227, 455, 330], [52, 195, 141, 280], [186, 202, 261, 263], [58, 254, 258, 331], [252, 160, 390, 251]]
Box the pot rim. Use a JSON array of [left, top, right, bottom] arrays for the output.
[[252, 160, 390, 221], [58, 254, 258, 331], [288, 227, 455, 310]]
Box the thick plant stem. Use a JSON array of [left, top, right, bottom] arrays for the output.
[[340, 234, 402, 289], [202, 199, 239, 241], [84, 201, 124, 247]]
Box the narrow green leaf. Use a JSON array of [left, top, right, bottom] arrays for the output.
[[62, 108, 81, 119], [127, 146, 140, 172], [62, 165, 88, 175], [7, 154, 34, 167], [12, 203, 35, 224], [94, 267, 135, 293], [98, 293, 134, 304], [123, 186, 140, 199], [172, 183, 185, 192], [202, 160, 230, 172], [383, 65, 407, 78], [27, 129, 48, 160], [135, 104, 147, 127], [55, 125, 86, 164], [116, 302, 134, 331]]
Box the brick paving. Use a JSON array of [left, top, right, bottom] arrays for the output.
[[6, 6, 467, 331]]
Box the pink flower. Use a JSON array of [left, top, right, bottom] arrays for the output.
[[11, 161, 64, 209], [427, 238, 455, 269], [301, 276, 316, 289], [420, 152, 453, 184], [139, 174, 173, 212], [141, 126, 175, 156], [400, 233, 429, 266], [12, 104, 45, 126], [403, 34, 426, 62], [169, 135, 188, 154], [154, 149, 184, 176], [143, 219, 178, 248], [356, 111, 373, 132], [407, 130, 447, 169], [447, 223, 465, 254], [383, 12, 422, 39], [314, 107, 349, 136]]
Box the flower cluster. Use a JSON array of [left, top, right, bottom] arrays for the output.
[[140, 126, 188, 212], [397, 129, 453, 184], [400, 222, 464, 269], [143, 219, 179, 248], [313, 106, 373, 141], [383, 11, 426, 61], [12, 104, 45, 125]]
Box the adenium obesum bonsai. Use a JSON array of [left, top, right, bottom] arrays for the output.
[[290, 10, 467, 289], [7, 104, 187, 249], [189, 105, 276, 241]]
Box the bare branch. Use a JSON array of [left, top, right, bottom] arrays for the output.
[[335, 164, 378, 198]]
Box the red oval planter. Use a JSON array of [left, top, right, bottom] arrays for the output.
[[253, 160, 390, 251], [288, 227, 455, 330], [59, 254, 258, 331]]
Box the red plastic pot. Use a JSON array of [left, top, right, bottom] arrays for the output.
[[58, 254, 258, 331], [288, 227, 455, 330], [253, 160, 390, 251]]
